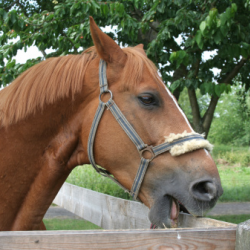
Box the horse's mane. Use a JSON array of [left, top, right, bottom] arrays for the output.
[[0, 46, 159, 127]]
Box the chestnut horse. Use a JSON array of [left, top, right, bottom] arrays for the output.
[[0, 17, 222, 231]]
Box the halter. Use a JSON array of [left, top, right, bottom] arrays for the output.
[[87, 59, 206, 200]]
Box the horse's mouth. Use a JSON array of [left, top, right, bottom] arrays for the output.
[[168, 196, 193, 228], [169, 197, 180, 228], [149, 195, 191, 229]]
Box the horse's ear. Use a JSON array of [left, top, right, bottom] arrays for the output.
[[89, 16, 126, 66], [134, 44, 147, 56]]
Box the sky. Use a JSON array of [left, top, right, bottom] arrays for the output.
[[14, 46, 43, 64]]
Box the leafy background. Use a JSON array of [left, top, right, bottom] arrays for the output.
[[1, 0, 250, 140]]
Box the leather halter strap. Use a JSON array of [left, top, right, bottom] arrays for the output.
[[87, 59, 206, 200]]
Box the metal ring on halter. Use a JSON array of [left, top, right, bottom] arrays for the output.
[[99, 90, 113, 104], [139, 145, 155, 161]]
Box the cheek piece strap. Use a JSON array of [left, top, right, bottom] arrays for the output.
[[87, 59, 206, 201]]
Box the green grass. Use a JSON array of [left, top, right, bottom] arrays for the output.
[[44, 219, 101, 230], [212, 144, 250, 167], [212, 144, 249, 157], [66, 145, 250, 202], [212, 144, 250, 202], [217, 165, 250, 202], [209, 214, 250, 224], [66, 165, 132, 200]]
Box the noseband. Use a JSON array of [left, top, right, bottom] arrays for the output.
[[87, 59, 206, 200]]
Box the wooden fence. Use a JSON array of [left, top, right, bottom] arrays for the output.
[[0, 183, 249, 250]]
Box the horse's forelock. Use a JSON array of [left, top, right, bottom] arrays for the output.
[[120, 47, 160, 91]]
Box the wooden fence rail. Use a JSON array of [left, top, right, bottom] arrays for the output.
[[1, 183, 249, 249], [53, 182, 150, 229], [52, 183, 235, 229], [0, 227, 237, 250]]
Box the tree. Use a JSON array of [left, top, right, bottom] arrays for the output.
[[1, 0, 250, 137], [208, 83, 250, 146]]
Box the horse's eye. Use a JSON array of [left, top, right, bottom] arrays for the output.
[[138, 94, 156, 106]]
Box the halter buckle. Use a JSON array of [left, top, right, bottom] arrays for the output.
[[139, 145, 155, 161]]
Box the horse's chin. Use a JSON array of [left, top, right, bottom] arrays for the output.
[[148, 195, 188, 228]]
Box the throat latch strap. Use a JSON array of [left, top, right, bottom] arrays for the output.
[[87, 59, 206, 200]]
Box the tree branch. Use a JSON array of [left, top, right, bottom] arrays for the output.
[[193, 57, 201, 78], [220, 56, 250, 84], [40, 49, 47, 58], [172, 64, 188, 100], [185, 56, 202, 132], [188, 89, 203, 133], [202, 95, 219, 137], [202, 56, 250, 136]]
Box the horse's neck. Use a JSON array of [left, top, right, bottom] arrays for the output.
[[0, 94, 90, 230]]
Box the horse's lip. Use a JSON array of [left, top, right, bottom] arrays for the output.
[[150, 196, 191, 229], [169, 196, 192, 228]]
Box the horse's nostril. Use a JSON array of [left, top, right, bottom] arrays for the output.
[[190, 179, 217, 201]]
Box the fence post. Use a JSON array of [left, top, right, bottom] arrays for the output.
[[235, 219, 250, 250]]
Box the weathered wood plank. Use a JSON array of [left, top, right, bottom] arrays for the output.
[[53, 183, 236, 229], [235, 219, 250, 250], [178, 213, 236, 228], [53, 183, 150, 229], [0, 227, 236, 250]]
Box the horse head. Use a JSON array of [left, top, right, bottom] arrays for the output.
[[0, 17, 222, 231], [83, 17, 223, 228]]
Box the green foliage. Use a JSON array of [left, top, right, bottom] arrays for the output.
[[66, 165, 131, 200], [208, 84, 250, 146], [0, 0, 249, 89], [1, 0, 250, 136], [212, 144, 249, 160], [218, 151, 250, 167], [170, 50, 189, 68], [199, 83, 231, 97], [212, 144, 250, 168]]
